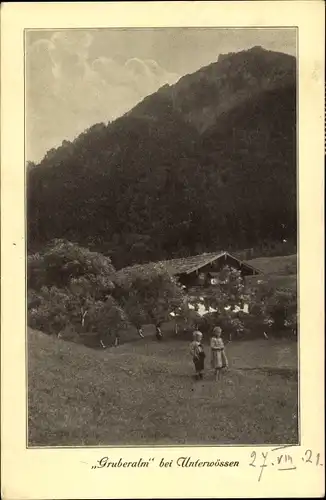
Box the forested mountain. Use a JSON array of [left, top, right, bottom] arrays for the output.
[[27, 46, 296, 268]]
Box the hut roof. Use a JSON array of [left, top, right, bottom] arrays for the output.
[[114, 251, 261, 279], [160, 251, 226, 275], [159, 251, 261, 276]]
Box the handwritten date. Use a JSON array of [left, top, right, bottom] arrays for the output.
[[249, 447, 323, 481]]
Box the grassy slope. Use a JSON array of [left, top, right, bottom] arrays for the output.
[[245, 254, 297, 291], [245, 273, 297, 290], [28, 328, 298, 447], [247, 254, 297, 275]]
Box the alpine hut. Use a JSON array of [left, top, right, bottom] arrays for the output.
[[160, 251, 261, 290]]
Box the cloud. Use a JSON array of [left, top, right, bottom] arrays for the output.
[[26, 32, 180, 162]]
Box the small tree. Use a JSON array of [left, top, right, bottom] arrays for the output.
[[28, 284, 132, 346], [175, 266, 297, 340], [194, 266, 247, 339], [265, 288, 297, 335], [113, 262, 185, 332], [84, 296, 132, 346], [28, 239, 115, 290], [242, 283, 297, 338], [28, 286, 73, 335], [27, 241, 119, 344]]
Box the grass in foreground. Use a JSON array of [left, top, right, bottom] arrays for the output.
[[28, 329, 298, 447]]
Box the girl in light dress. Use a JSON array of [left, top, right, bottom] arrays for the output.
[[210, 326, 228, 381], [189, 330, 206, 380]]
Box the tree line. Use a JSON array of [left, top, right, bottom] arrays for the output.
[[27, 240, 297, 347]]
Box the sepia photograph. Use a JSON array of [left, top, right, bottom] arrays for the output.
[[26, 27, 299, 448]]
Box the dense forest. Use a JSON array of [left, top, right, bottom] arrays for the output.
[[27, 46, 296, 269]]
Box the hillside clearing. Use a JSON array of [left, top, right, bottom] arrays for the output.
[[245, 273, 297, 291], [247, 254, 297, 275], [28, 329, 298, 447], [245, 254, 297, 292]]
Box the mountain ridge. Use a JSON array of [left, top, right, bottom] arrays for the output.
[[27, 47, 296, 268], [127, 45, 295, 134]]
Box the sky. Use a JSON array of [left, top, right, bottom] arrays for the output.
[[26, 28, 296, 163]]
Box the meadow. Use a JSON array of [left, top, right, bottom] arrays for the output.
[[245, 254, 297, 292], [247, 254, 297, 277], [28, 328, 298, 447]]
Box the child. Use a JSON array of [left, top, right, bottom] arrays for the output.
[[210, 326, 228, 381], [190, 330, 206, 380]]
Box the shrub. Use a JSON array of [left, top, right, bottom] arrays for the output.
[[83, 296, 132, 345], [244, 284, 297, 338], [28, 286, 131, 346], [28, 239, 115, 291], [265, 288, 297, 335], [178, 266, 297, 340], [113, 262, 185, 327], [182, 266, 248, 338], [27, 241, 120, 345], [28, 287, 72, 335]]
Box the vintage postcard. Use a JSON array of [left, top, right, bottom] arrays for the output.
[[1, 1, 324, 498]]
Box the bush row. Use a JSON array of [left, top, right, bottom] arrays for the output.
[[27, 240, 297, 347]]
